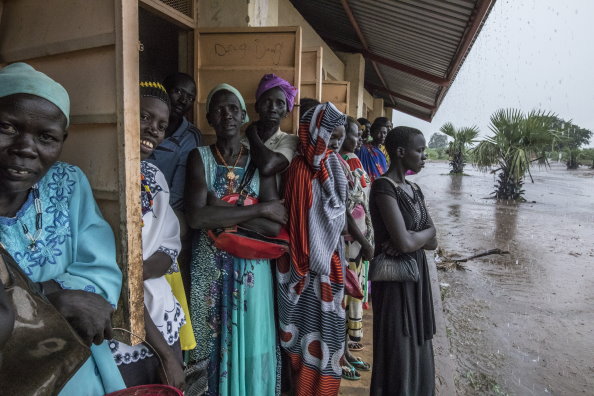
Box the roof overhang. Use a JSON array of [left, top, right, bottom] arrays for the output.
[[290, 0, 497, 121]]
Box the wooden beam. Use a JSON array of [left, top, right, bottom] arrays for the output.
[[139, 0, 195, 29], [340, 0, 369, 48], [115, 0, 144, 345], [366, 82, 436, 110], [339, 0, 396, 104], [386, 105, 433, 122], [322, 37, 449, 87]]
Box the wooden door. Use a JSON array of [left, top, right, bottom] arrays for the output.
[[300, 46, 322, 101], [195, 26, 302, 142], [0, 0, 143, 342], [322, 80, 350, 114]]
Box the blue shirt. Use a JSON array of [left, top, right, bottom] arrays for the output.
[[0, 162, 125, 395], [147, 117, 202, 211]]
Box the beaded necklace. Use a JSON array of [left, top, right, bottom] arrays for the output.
[[214, 144, 243, 185], [140, 173, 154, 227], [17, 184, 43, 251]]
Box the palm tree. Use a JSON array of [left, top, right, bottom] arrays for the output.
[[440, 122, 480, 174], [549, 117, 592, 169], [473, 109, 560, 201]]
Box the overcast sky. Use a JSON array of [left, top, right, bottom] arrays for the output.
[[392, 0, 594, 146]]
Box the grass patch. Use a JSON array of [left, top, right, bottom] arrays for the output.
[[464, 371, 509, 396], [440, 285, 450, 301]]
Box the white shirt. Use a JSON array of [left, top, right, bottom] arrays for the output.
[[110, 162, 184, 365]]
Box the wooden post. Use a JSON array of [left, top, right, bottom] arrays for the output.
[[115, 0, 144, 344], [300, 46, 323, 101]]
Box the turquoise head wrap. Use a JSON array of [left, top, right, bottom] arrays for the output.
[[0, 62, 70, 128], [205, 83, 249, 125]]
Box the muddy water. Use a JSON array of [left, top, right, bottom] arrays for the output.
[[409, 162, 594, 395]]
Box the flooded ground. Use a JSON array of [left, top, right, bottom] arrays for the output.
[[410, 161, 594, 395]]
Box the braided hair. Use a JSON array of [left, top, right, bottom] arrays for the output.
[[139, 81, 170, 108]]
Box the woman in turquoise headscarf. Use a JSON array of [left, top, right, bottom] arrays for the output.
[[185, 84, 288, 395], [0, 63, 125, 395]]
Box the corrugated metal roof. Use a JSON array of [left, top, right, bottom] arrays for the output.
[[290, 0, 496, 121]]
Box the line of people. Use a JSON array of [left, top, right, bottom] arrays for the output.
[[0, 62, 438, 396]]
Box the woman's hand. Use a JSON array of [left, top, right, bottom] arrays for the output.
[[361, 241, 375, 261], [422, 225, 437, 239], [259, 199, 288, 224], [159, 355, 186, 389], [381, 240, 401, 257], [245, 122, 260, 139], [46, 289, 113, 346], [143, 251, 173, 280]]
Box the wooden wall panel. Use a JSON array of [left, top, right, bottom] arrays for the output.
[[198, 32, 297, 67], [0, 0, 115, 63], [300, 46, 322, 101], [300, 83, 317, 100], [196, 27, 302, 135], [0, 0, 143, 342], [322, 80, 350, 114], [60, 124, 119, 195], [301, 49, 317, 81], [25, 47, 118, 124], [195, 68, 295, 132]]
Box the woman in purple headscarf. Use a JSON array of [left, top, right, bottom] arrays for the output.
[[243, 74, 299, 191]]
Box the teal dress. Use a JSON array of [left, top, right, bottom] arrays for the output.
[[190, 146, 278, 396], [0, 162, 125, 396]]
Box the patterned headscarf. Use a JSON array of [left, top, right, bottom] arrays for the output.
[[0, 62, 70, 127], [205, 83, 249, 125], [255, 74, 298, 112], [276, 103, 349, 394], [299, 103, 347, 170], [283, 102, 348, 277]]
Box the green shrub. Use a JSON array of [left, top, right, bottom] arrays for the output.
[[426, 147, 447, 160]]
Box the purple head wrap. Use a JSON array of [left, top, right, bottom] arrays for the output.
[[255, 73, 298, 112]]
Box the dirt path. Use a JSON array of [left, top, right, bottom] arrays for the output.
[[338, 311, 373, 395], [413, 162, 594, 395], [339, 162, 594, 395]]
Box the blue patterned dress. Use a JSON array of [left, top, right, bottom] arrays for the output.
[[0, 162, 125, 396], [190, 146, 278, 396], [356, 143, 388, 182]]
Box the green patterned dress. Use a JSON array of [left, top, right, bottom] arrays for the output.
[[189, 146, 278, 396]]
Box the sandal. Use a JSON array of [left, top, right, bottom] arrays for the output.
[[348, 341, 364, 351], [341, 365, 361, 381], [348, 357, 371, 372]]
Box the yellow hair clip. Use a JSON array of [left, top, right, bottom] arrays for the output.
[[139, 81, 167, 94]]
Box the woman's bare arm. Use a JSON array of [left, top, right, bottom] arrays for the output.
[[422, 212, 438, 250], [143, 252, 172, 280], [346, 211, 374, 260], [143, 306, 185, 389], [185, 149, 286, 233], [375, 192, 436, 253]]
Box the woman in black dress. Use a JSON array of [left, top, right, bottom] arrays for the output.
[[369, 126, 438, 396]]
